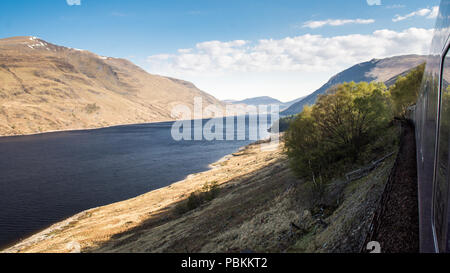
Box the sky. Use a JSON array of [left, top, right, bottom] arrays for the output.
[[0, 0, 441, 101]]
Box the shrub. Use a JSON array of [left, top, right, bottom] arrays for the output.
[[277, 116, 296, 133], [85, 103, 100, 114], [389, 63, 425, 119], [175, 181, 220, 215], [304, 178, 327, 209], [285, 82, 392, 182]]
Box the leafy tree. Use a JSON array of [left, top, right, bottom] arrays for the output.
[[277, 116, 296, 133], [285, 106, 322, 180], [285, 82, 392, 182], [285, 67, 425, 208], [389, 63, 425, 119]]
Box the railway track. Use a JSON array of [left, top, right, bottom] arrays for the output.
[[363, 121, 419, 253]]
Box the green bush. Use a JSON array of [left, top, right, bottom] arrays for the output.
[[389, 63, 425, 119], [285, 68, 425, 210], [285, 82, 392, 183], [278, 116, 296, 132]]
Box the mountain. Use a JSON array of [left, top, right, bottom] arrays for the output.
[[283, 96, 306, 108], [223, 100, 238, 104], [281, 55, 427, 116], [224, 96, 285, 112], [0, 36, 225, 136], [225, 96, 306, 110], [235, 96, 283, 106]]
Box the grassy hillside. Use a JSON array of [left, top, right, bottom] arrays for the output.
[[282, 55, 426, 116], [0, 36, 225, 136]]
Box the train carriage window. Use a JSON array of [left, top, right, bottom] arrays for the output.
[[435, 51, 450, 252]]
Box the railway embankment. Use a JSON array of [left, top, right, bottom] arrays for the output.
[[364, 122, 419, 253]]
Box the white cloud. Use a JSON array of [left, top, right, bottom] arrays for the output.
[[367, 0, 381, 6], [147, 27, 433, 77], [66, 0, 81, 6], [393, 6, 439, 22], [302, 18, 375, 29], [146, 27, 433, 101], [428, 6, 440, 19]]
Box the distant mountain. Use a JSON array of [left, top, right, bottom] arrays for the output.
[[223, 100, 238, 104], [281, 55, 427, 116], [0, 36, 225, 136], [225, 96, 306, 110], [230, 96, 283, 106]]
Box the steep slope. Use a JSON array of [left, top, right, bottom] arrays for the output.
[[283, 96, 306, 108], [0, 36, 225, 136], [281, 55, 427, 116]]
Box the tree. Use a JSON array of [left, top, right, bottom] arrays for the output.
[[389, 63, 426, 119], [312, 82, 391, 162], [285, 106, 323, 180], [285, 81, 392, 182]]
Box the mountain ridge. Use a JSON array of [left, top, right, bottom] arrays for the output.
[[225, 96, 306, 110], [281, 54, 427, 116], [0, 36, 225, 136]]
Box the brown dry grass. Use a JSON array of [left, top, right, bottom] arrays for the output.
[[3, 141, 304, 253], [0, 36, 225, 136]]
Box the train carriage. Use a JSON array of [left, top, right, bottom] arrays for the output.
[[416, 0, 450, 253]]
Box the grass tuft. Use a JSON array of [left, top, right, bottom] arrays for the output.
[[174, 181, 220, 215]]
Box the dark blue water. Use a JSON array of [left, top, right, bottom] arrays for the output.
[[0, 117, 270, 248]]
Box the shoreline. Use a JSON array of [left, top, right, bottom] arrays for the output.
[[0, 109, 250, 138], [0, 119, 177, 139], [2, 138, 280, 253], [0, 151, 229, 252], [0, 111, 275, 139], [2, 132, 398, 253]]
